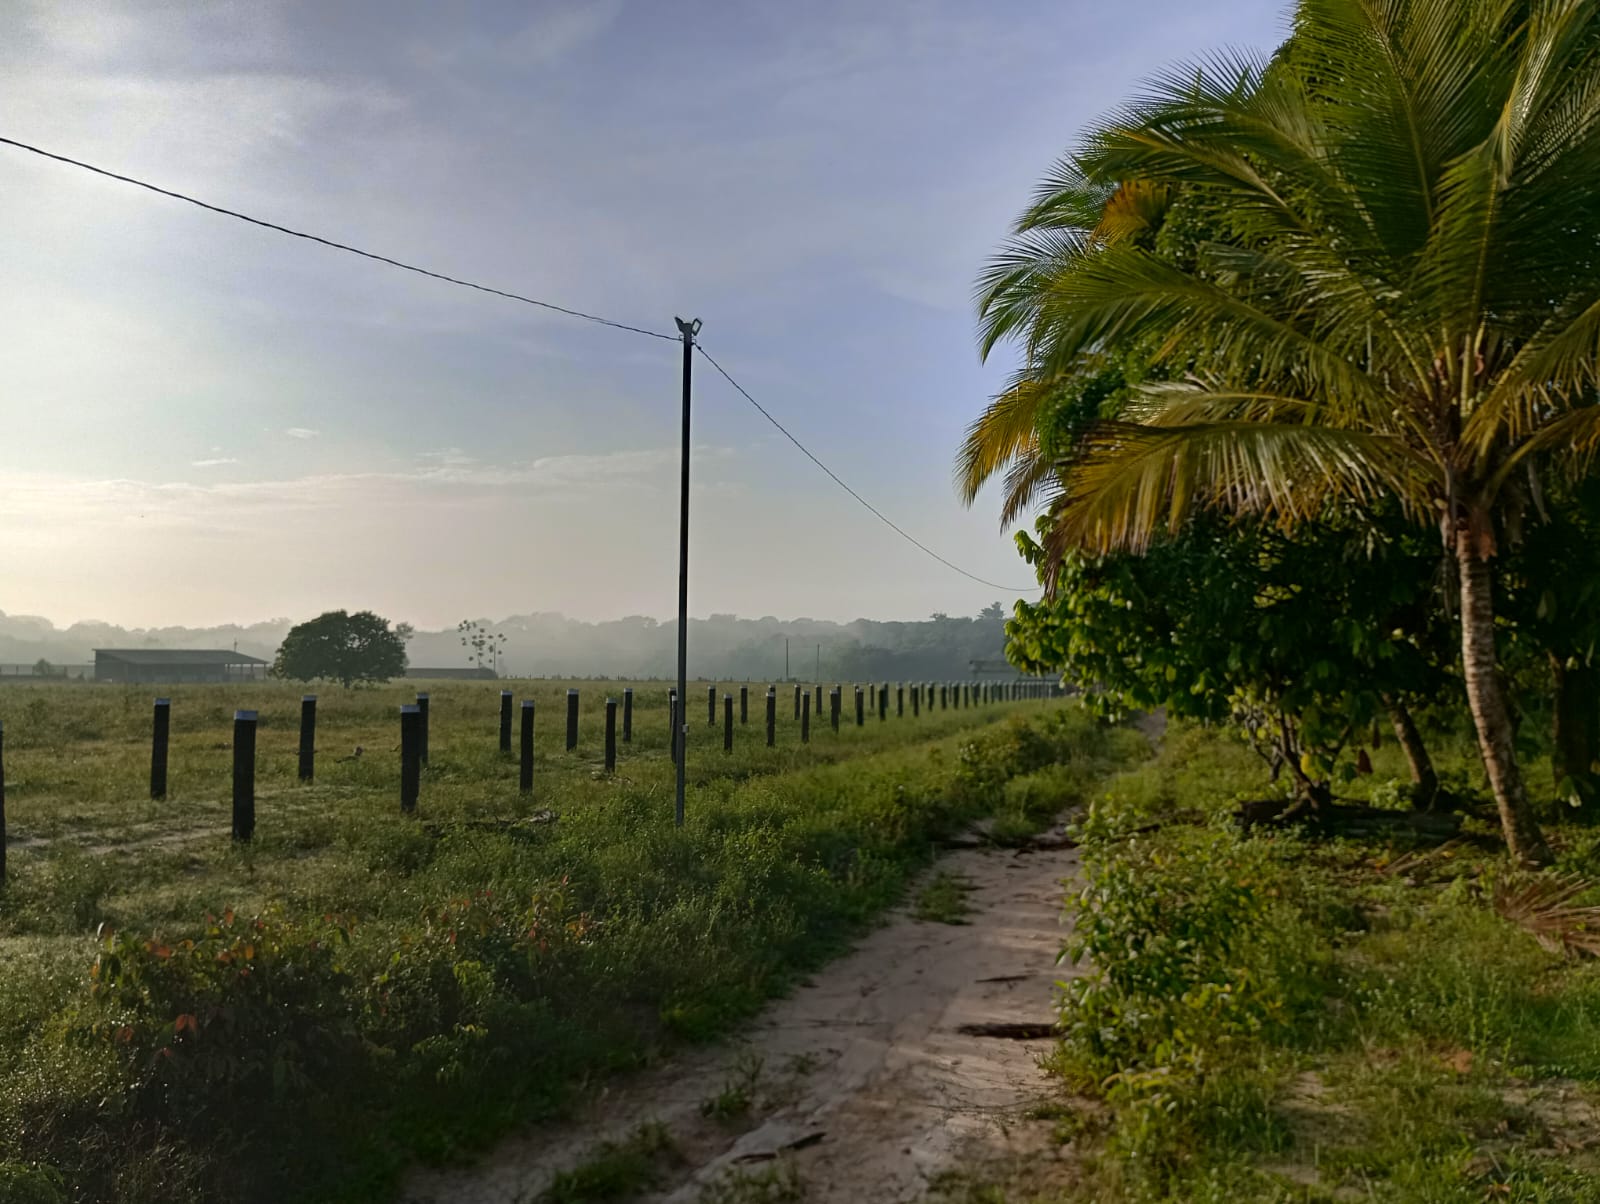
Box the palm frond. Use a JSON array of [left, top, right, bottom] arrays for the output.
[[1488, 403, 1600, 493], [999, 448, 1063, 530], [1045, 421, 1428, 556], [1025, 244, 1389, 421], [1494, 872, 1600, 958], [955, 377, 1058, 505]]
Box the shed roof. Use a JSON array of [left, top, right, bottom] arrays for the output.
[[94, 649, 269, 666]]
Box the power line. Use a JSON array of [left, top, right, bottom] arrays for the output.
[[696, 345, 1036, 594], [0, 135, 678, 343], [2, 133, 1036, 596]]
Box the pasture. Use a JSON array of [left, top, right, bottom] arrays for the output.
[[0, 677, 1132, 1204]]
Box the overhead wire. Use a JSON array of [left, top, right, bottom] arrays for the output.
[[2, 133, 1038, 596], [0, 135, 678, 343], [696, 346, 1036, 594]]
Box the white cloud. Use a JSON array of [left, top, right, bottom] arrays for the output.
[[190, 457, 239, 467], [285, 427, 319, 440], [502, 0, 624, 67], [0, 445, 739, 535]]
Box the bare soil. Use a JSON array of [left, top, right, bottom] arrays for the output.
[[403, 832, 1090, 1203]]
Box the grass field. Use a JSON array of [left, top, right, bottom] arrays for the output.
[[0, 677, 1132, 1204]]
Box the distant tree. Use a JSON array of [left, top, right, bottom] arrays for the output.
[[273, 610, 410, 688], [978, 602, 1005, 623], [32, 658, 54, 678], [457, 619, 507, 675]]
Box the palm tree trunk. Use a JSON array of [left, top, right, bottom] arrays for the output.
[[1457, 539, 1551, 865], [1382, 694, 1439, 809]]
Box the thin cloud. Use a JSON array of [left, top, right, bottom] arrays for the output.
[[285, 427, 319, 440], [190, 457, 239, 467]]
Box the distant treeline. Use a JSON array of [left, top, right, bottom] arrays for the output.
[[0, 606, 1013, 682]]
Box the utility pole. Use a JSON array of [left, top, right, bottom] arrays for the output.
[[673, 316, 701, 828], [785, 637, 790, 681]]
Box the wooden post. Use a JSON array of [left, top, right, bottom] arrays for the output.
[[566, 688, 579, 752], [150, 698, 171, 800], [708, 685, 717, 727], [896, 684, 904, 718], [605, 697, 618, 772], [519, 700, 534, 793], [298, 695, 317, 783], [765, 687, 776, 747], [814, 685, 822, 722], [912, 683, 920, 717], [741, 684, 749, 725], [724, 694, 734, 753], [801, 691, 810, 743], [793, 684, 801, 721], [0, 718, 7, 884], [854, 686, 864, 727], [830, 688, 840, 731], [878, 683, 888, 722], [400, 705, 421, 812], [623, 687, 634, 743], [232, 710, 258, 841], [415, 692, 430, 766], [941, 684, 948, 710], [499, 690, 513, 753], [669, 691, 678, 765]]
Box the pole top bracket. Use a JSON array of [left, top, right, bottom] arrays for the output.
[[675, 316, 702, 344]]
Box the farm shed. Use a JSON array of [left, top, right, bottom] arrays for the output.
[[93, 649, 269, 684]]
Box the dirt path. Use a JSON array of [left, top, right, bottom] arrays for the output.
[[404, 831, 1090, 1204]]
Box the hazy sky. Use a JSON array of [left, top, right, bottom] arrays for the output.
[[1, 0, 1290, 630]]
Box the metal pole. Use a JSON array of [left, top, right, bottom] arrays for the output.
[[674, 316, 700, 827], [500, 690, 513, 753]]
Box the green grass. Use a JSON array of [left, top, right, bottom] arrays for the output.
[[695, 1161, 806, 1204], [0, 679, 1130, 1203], [699, 1053, 765, 1125], [537, 1122, 681, 1203], [914, 870, 976, 924], [997, 719, 1600, 1204]]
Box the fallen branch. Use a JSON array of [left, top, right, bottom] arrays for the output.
[[1235, 799, 1461, 841]]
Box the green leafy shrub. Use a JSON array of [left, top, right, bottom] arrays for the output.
[[0, 1162, 68, 1204], [82, 910, 363, 1119]]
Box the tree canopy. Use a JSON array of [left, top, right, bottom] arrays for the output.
[[271, 610, 411, 688], [965, 0, 1600, 862]]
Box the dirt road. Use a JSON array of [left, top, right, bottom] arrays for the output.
[[404, 831, 1088, 1203]]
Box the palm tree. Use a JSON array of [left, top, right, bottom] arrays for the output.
[[966, 0, 1600, 864]]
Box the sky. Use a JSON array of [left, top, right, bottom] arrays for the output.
[[0, 0, 1291, 631]]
